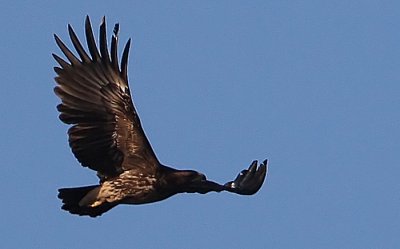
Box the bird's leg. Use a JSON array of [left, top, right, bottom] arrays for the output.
[[185, 179, 225, 194], [185, 160, 267, 195], [224, 160, 268, 195]]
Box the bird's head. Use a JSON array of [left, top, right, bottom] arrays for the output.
[[172, 170, 206, 186], [161, 167, 206, 193]]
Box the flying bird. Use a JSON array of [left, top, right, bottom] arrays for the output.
[[53, 16, 268, 217]]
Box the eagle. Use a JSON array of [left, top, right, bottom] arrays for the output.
[[53, 16, 268, 217]]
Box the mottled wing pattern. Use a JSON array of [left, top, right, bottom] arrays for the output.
[[53, 16, 159, 177]]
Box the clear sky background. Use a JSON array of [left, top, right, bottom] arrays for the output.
[[0, 1, 399, 248]]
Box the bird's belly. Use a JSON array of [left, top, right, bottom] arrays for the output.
[[121, 189, 173, 204], [99, 170, 162, 204]]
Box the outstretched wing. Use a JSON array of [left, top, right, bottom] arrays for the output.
[[53, 16, 159, 178]]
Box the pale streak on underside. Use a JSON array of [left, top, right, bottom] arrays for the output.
[[91, 170, 156, 207]]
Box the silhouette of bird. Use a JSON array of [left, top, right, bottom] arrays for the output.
[[53, 16, 268, 217]]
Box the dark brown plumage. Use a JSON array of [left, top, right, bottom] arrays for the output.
[[54, 16, 268, 217]]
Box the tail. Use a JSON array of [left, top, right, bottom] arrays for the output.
[[58, 185, 117, 217]]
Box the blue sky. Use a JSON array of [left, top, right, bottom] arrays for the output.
[[1, 1, 399, 248]]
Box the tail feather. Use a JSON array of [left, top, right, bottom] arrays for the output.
[[58, 185, 117, 217]]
